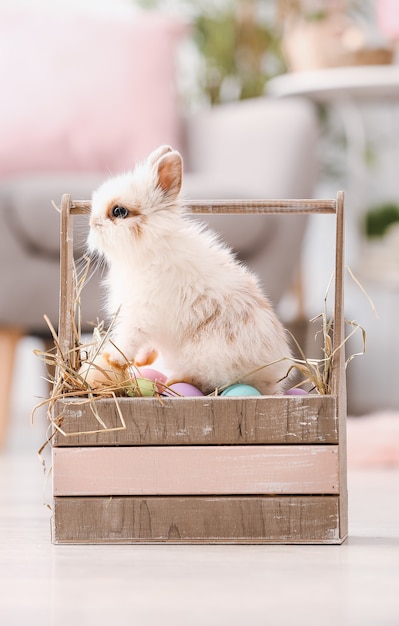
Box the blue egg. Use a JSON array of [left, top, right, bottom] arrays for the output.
[[221, 383, 261, 397]]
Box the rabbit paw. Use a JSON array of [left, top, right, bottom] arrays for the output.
[[134, 348, 159, 367]]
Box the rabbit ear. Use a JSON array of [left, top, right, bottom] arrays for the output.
[[147, 145, 173, 166], [156, 151, 182, 199]]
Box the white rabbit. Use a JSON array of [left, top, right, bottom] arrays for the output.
[[87, 145, 292, 394]]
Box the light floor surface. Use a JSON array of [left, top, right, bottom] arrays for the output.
[[1, 446, 399, 625], [1, 341, 399, 626]]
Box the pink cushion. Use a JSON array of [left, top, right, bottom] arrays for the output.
[[0, 7, 185, 177]]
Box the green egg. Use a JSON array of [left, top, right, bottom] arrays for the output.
[[127, 377, 157, 397], [220, 383, 261, 397], [137, 377, 157, 396]]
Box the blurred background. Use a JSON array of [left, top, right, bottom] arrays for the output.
[[1, 0, 399, 452]]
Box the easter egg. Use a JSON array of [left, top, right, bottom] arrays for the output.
[[164, 382, 204, 397], [128, 377, 157, 397], [138, 367, 167, 392], [78, 355, 127, 390], [221, 384, 261, 397], [285, 388, 309, 396]]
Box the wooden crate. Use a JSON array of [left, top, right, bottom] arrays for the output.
[[52, 194, 347, 544]]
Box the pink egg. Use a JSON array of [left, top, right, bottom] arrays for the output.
[[133, 367, 168, 393], [136, 368, 167, 393], [285, 388, 309, 396], [163, 382, 204, 397], [138, 367, 167, 383]]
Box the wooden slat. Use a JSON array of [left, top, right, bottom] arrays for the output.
[[58, 195, 74, 365], [53, 445, 339, 496], [70, 198, 338, 216], [334, 190, 348, 539], [52, 395, 338, 446], [53, 495, 342, 544]]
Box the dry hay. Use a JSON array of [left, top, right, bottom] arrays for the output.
[[32, 258, 370, 447]]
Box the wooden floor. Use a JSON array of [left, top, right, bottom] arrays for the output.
[[1, 339, 399, 625]]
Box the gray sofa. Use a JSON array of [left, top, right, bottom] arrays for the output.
[[0, 96, 320, 442]]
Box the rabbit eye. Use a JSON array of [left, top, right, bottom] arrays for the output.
[[112, 205, 129, 219]]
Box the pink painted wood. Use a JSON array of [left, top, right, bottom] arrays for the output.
[[53, 445, 339, 496]]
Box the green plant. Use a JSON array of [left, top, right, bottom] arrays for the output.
[[192, 3, 284, 104], [364, 202, 399, 238]]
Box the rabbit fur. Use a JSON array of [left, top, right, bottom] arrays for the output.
[[87, 145, 292, 394]]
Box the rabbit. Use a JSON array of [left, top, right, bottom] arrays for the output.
[[86, 144, 292, 395]]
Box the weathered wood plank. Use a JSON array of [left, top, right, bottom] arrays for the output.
[[334, 191, 349, 541], [70, 198, 338, 216], [53, 495, 342, 544], [53, 445, 339, 496], [52, 395, 338, 446]]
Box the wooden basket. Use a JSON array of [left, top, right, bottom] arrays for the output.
[[52, 193, 347, 544]]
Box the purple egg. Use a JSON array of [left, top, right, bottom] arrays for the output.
[[285, 388, 309, 396], [163, 382, 204, 397]]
